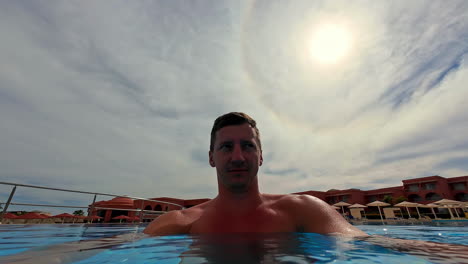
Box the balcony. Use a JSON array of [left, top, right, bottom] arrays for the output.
[[405, 185, 419, 192], [423, 183, 437, 191], [451, 183, 466, 191]]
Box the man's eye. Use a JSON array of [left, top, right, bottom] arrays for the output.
[[243, 143, 256, 149], [220, 144, 232, 151]]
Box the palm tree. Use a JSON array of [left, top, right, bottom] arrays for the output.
[[383, 195, 393, 205], [73, 210, 84, 216]]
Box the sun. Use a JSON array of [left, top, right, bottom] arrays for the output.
[[309, 23, 353, 65]]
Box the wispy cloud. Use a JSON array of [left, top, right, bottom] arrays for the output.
[[1, 1, 467, 212]]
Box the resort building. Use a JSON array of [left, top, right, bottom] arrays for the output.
[[89, 175, 467, 222], [295, 175, 467, 205], [90, 196, 209, 222]]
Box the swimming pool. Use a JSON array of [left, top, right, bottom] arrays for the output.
[[1, 223, 467, 263]]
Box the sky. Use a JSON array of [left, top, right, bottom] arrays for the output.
[[1, 1, 468, 214]]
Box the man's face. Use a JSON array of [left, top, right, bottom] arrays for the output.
[[209, 123, 263, 193]]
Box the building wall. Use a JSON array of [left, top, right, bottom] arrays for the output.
[[89, 175, 467, 222], [448, 176, 468, 201], [295, 176, 467, 205]]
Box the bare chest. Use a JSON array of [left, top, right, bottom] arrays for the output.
[[189, 208, 296, 234]]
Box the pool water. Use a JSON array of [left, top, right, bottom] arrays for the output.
[[1, 224, 467, 263]]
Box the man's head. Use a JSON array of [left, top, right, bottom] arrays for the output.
[[209, 112, 263, 193], [209, 112, 262, 152]]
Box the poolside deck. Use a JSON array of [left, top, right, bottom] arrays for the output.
[[349, 218, 468, 225]]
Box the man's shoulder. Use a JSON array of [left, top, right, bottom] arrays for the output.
[[143, 206, 204, 236], [263, 193, 365, 236], [263, 193, 327, 209]]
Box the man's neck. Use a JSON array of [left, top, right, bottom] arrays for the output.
[[214, 187, 264, 214]]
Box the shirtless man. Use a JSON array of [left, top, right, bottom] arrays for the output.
[[144, 112, 366, 237]]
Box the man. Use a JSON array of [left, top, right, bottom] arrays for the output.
[[144, 112, 366, 237]]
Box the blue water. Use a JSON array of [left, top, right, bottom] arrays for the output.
[[1, 224, 467, 263]]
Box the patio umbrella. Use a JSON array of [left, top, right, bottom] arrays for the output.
[[113, 215, 130, 223], [53, 213, 75, 217], [128, 216, 141, 223], [87, 215, 103, 223], [348, 203, 367, 208], [348, 203, 368, 219], [433, 199, 460, 205], [72, 215, 87, 223], [15, 212, 48, 223], [394, 201, 422, 218], [433, 199, 462, 219], [366, 201, 390, 223], [52, 213, 75, 224], [420, 203, 439, 219], [16, 212, 49, 219], [394, 201, 414, 218], [3, 213, 18, 219], [333, 201, 351, 215], [331, 205, 340, 210]]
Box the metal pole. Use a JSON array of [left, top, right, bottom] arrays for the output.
[[0, 181, 184, 208], [453, 206, 460, 218], [378, 206, 385, 224], [139, 200, 145, 223], [447, 206, 454, 219], [0, 186, 17, 223], [431, 207, 437, 219], [88, 194, 97, 217], [415, 207, 421, 219]]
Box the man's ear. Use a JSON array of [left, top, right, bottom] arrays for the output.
[[209, 151, 215, 167]]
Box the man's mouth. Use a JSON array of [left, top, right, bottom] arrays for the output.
[[227, 169, 248, 172]]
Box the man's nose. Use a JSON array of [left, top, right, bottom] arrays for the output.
[[231, 144, 245, 162]]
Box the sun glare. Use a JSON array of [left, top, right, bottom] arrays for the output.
[[309, 23, 353, 65]]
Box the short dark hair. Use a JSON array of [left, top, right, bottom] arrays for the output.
[[210, 112, 261, 151]]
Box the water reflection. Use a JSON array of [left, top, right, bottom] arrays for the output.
[[179, 233, 336, 264]]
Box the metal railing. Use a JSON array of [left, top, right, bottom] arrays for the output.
[[0, 181, 185, 223]]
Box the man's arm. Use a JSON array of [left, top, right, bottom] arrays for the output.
[[144, 210, 192, 236], [291, 194, 368, 237]]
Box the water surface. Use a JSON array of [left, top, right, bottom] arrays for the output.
[[1, 224, 467, 263]]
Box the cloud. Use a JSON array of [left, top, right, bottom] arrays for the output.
[[1, 1, 468, 212]]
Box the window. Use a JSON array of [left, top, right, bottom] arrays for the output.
[[454, 193, 468, 201], [407, 184, 419, 192], [425, 192, 441, 201], [424, 183, 436, 190], [451, 183, 466, 191], [408, 194, 422, 202]]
